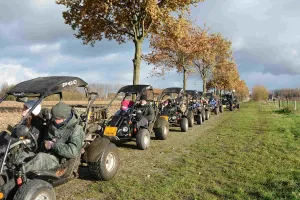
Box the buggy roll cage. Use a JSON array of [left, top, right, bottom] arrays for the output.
[[0, 76, 98, 130], [0, 76, 101, 174], [157, 87, 186, 102], [105, 85, 155, 110]]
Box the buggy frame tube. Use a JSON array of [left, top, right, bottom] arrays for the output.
[[0, 138, 12, 174], [0, 94, 8, 103]]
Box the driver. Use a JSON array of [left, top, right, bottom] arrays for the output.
[[135, 94, 155, 128], [20, 100, 44, 143], [25, 102, 84, 171]]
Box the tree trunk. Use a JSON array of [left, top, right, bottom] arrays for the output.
[[202, 78, 207, 93], [132, 39, 143, 85], [183, 68, 187, 92]]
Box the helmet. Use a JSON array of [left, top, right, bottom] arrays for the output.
[[24, 100, 41, 116]]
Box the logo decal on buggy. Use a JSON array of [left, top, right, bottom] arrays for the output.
[[62, 80, 78, 88]]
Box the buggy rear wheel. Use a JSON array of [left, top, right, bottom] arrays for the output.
[[219, 105, 223, 113], [187, 111, 194, 127], [13, 179, 55, 200], [88, 143, 119, 181], [195, 114, 202, 125], [154, 120, 169, 140], [201, 109, 206, 122], [136, 129, 150, 150], [180, 117, 188, 132], [205, 110, 210, 120], [214, 107, 219, 115]]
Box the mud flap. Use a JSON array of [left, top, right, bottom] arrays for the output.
[[83, 137, 111, 163]]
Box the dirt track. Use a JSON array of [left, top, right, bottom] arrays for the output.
[[55, 110, 230, 200]]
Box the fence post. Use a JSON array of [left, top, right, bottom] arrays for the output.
[[294, 101, 297, 111], [287, 98, 289, 108], [279, 99, 281, 108]]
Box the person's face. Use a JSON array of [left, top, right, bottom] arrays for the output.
[[54, 118, 64, 125], [22, 105, 29, 117], [140, 100, 147, 105]]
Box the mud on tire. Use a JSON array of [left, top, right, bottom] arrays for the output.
[[88, 143, 119, 181], [14, 179, 56, 200]]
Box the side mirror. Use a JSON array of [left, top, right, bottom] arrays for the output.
[[15, 125, 29, 138]]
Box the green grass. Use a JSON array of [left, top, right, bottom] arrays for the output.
[[76, 102, 300, 200]]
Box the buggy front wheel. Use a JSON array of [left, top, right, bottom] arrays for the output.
[[88, 143, 119, 181], [14, 179, 56, 200], [136, 129, 151, 150]]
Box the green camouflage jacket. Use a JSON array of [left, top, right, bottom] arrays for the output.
[[44, 111, 84, 159]]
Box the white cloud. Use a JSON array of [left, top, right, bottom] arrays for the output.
[[0, 63, 48, 85], [29, 43, 60, 53]]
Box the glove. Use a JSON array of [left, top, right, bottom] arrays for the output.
[[45, 140, 54, 150]]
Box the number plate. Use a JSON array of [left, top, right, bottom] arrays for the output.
[[104, 127, 117, 137]]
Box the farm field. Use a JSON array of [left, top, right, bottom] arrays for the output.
[[53, 102, 299, 200], [0, 100, 115, 130]]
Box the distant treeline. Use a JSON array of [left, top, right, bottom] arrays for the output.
[[271, 88, 300, 99]]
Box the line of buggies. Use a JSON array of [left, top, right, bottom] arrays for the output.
[[0, 76, 239, 200]]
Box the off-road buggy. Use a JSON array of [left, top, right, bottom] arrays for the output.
[[221, 93, 240, 111], [205, 92, 223, 115], [157, 88, 194, 132], [199, 93, 212, 121], [0, 76, 119, 200], [100, 85, 169, 150], [186, 90, 205, 125]]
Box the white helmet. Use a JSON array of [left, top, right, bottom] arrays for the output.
[[24, 100, 41, 116]]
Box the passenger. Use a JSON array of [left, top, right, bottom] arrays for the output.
[[115, 100, 134, 116], [25, 102, 84, 171]]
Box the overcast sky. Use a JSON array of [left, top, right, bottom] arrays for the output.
[[1, 0, 300, 91]]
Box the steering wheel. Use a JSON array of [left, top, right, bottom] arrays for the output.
[[15, 125, 38, 152], [28, 131, 38, 152]]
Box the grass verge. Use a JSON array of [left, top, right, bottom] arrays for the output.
[[69, 102, 300, 200]]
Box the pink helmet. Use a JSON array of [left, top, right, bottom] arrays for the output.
[[121, 100, 134, 110]]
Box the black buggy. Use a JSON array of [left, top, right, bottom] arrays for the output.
[[205, 92, 223, 115], [222, 93, 240, 111], [186, 90, 206, 125], [0, 76, 119, 200], [100, 85, 169, 150], [157, 88, 194, 132]]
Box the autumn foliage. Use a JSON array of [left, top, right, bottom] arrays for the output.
[[252, 85, 269, 101], [57, 0, 205, 85]]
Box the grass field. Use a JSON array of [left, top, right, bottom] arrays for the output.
[[53, 102, 300, 200]]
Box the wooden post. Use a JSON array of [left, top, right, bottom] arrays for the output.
[[279, 99, 281, 108], [294, 101, 297, 111]]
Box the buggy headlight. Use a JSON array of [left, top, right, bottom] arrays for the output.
[[122, 126, 129, 132]]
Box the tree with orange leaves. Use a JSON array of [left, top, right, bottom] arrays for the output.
[[145, 19, 209, 91], [192, 33, 232, 93], [57, 0, 205, 85]]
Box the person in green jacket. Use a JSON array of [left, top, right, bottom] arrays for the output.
[[25, 102, 84, 171]]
